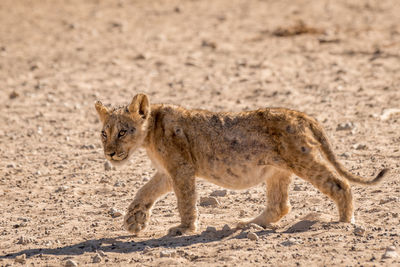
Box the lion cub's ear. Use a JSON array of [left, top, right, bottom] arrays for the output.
[[95, 101, 110, 123], [128, 93, 150, 119]]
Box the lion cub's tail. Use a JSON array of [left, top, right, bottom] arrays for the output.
[[309, 121, 389, 185]]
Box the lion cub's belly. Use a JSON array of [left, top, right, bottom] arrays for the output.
[[197, 160, 271, 190]]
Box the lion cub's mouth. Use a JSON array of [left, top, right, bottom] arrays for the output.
[[106, 152, 129, 164]]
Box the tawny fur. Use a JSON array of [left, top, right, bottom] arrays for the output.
[[95, 94, 389, 235]]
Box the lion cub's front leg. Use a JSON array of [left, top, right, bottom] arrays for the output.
[[124, 172, 172, 234], [167, 165, 198, 236]]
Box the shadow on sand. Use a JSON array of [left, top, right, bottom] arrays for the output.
[[0, 227, 275, 259], [1, 214, 328, 259]]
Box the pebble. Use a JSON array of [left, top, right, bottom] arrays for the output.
[[353, 143, 367, 150], [293, 184, 302, 191], [379, 197, 399, 205], [104, 161, 112, 171], [65, 259, 78, 267], [340, 152, 350, 159], [205, 226, 217, 233], [382, 246, 398, 259], [87, 144, 95, 149], [142, 246, 152, 255], [281, 238, 297, 246], [92, 253, 102, 263], [17, 217, 31, 222], [353, 226, 366, 237], [99, 176, 109, 183], [247, 232, 259, 241], [160, 250, 176, 258], [55, 186, 69, 193], [210, 189, 227, 197], [142, 246, 151, 254], [6, 163, 16, 168], [247, 223, 264, 231], [16, 236, 33, 245], [200, 196, 220, 207], [336, 122, 354, 131], [9, 91, 19, 99], [14, 254, 26, 264], [109, 208, 124, 218], [380, 108, 400, 121], [97, 250, 106, 257], [114, 181, 125, 187], [222, 224, 231, 232]]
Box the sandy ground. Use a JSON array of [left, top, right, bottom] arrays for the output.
[[1, 0, 400, 266]]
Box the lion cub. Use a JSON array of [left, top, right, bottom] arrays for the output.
[[95, 93, 388, 236]]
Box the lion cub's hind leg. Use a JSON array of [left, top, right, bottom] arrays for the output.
[[238, 169, 292, 229], [293, 159, 354, 223]]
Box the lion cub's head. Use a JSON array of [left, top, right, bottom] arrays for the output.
[[95, 94, 150, 165]]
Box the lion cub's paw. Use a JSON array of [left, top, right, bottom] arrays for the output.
[[167, 224, 197, 236], [124, 204, 150, 234]]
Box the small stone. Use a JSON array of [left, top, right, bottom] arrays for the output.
[[205, 226, 217, 233], [109, 208, 124, 218], [104, 161, 112, 171], [99, 176, 109, 183], [353, 144, 367, 150], [142, 177, 149, 182], [354, 226, 366, 237], [17, 217, 31, 222], [160, 250, 176, 258], [97, 250, 106, 257], [55, 186, 69, 193], [210, 189, 227, 197], [142, 246, 152, 254], [16, 236, 33, 245], [379, 197, 399, 205], [387, 246, 396, 252], [15, 254, 26, 264], [222, 224, 231, 232], [65, 259, 78, 267], [336, 122, 354, 131], [200, 196, 220, 207], [114, 181, 125, 187], [92, 254, 102, 263], [382, 246, 398, 259], [133, 53, 146, 60], [9, 91, 19, 99], [380, 108, 400, 121], [6, 163, 16, 168], [281, 238, 297, 246], [340, 152, 350, 159], [247, 232, 259, 241], [201, 40, 217, 49], [248, 223, 264, 231], [293, 184, 302, 191]]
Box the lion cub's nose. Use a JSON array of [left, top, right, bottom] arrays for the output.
[[107, 152, 116, 158]]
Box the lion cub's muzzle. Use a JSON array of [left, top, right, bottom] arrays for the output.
[[105, 151, 128, 161]]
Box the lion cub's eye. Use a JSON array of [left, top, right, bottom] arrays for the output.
[[101, 130, 107, 139], [118, 130, 126, 138]]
